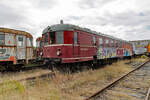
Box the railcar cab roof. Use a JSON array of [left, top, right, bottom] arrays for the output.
[[43, 24, 130, 43], [0, 27, 33, 38]]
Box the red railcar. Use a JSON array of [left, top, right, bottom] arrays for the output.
[[42, 23, 133, 64]]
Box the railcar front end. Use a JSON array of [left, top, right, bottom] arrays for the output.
[[42, 24, 97, 65]]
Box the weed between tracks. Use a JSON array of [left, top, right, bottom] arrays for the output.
[[0, 58, 147, 100]]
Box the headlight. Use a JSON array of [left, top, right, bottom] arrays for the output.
[[40, 52, 43, 56], [57, 49, 61, 56]]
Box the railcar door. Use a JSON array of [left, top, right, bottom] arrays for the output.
[[73, 32, 79, 57], [16, 35, 26, 60]]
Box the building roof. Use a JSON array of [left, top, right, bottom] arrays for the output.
[[43, 24, 129, 43], [0, 27, 33, 38]]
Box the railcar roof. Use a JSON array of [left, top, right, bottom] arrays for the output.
[[36, 37, 42, 41], [0, 27, 33, 38], [130, 40, 150, 42], [43, 24, 129, 43]]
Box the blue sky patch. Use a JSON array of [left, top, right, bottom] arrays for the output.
[[146, 25, 150, 30], [139, 12, 145, 16]]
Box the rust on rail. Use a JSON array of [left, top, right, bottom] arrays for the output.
[[145, 88, 150, 100], [86, 59, 150, 100], [0, 72, 55, 86]]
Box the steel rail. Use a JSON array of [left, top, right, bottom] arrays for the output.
[[145, 88, 150, 100], [0, 71, 55, 86], [85, 59, 150, 100]]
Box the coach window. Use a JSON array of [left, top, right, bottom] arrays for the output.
[[0, 48, 6, 54], [0, 33, 5, 45], [99, 38, 103, 47], [18, 36, 24, 46], [118, 41, 120, 48], [44, 33, 49, 45], [109, 40, 111, 47], [116, 41, 118, 48], [74, 32, 78, 44], [113, 40, 115, 47], [56, 31, 64, 44], [29, 38, 33, 46], [120, 42, 122, 48], [111, 40, 114, 47], [93, 36, 96, 45], [105, 39, 109, 47]]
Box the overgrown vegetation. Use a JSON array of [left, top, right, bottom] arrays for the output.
[[0, 57, 148, 100]]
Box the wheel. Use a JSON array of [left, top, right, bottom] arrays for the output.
[[47, 62, 55, 72]]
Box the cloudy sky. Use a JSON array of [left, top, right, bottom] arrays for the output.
[[0, 0, 150, 45]]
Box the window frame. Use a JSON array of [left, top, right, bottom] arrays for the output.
[[56, 31, 64, 44], [17, 36, 24, 47], [105, 39, 109, 47], [44, 33, 49, 45], [0, 33, 5, 45], [111, 40, 114, 47], [99, 38, 103, 47], [74, 32, 78, 44], [0, 48, 6, 54], [93, 36, 96, 45]]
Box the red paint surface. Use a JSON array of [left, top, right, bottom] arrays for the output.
[[42, 29, 133, 63]]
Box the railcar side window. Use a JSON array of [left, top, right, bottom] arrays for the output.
[[74, 32, 78, 44], [111, 40, 114, 47], [18, 36, 23, 46], [0, 48, 6, 54], [109, 40, 111, 47], [105, 39, 109, 47], [0, 33, 5, 45], [120, 42, 122, 48], [28, 38, 33, 46], [56, 31, 64, 44], [93, 36, 96, 45], [116, 41, 118, 48], [44, 33, 49, 45], [99, 38, 103, 47], [30, 38, 33, 46]]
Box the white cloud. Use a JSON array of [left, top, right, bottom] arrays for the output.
[[0, 0, 150, 45]]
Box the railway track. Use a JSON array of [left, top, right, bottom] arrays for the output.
[[0, 71, 55, 86], [145, 88, 150, 100], [86, 59, 150, 100], [0, 64, 48, 73]]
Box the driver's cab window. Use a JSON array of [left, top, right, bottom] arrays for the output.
[[50, 32, 55, 44], [44, 33, 49, 45]]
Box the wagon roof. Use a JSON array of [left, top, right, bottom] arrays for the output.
[[36, 37, 42, 41], [43, 24, 129, 43], [130, 40, 150, 42], [0, 27, 33, 38]]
